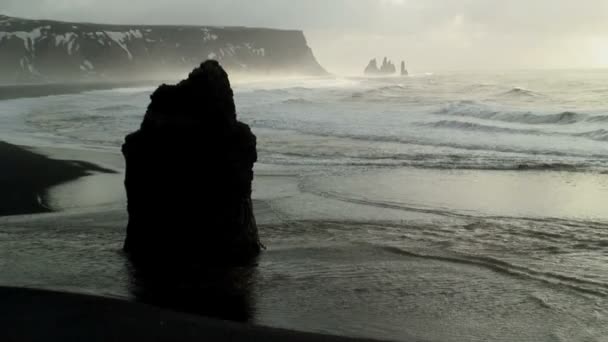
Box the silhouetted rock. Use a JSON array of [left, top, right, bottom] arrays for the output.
[[122, 60, 262, 266]]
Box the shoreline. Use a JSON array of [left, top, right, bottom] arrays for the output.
[[0, 141, 117, 216], [0, 80, 160, 100]]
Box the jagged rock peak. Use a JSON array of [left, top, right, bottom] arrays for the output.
[[364, 56, 403, 76], [364, 58, 380, 74]]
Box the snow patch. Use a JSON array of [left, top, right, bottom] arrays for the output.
[[1, 28, 45, 53], [129, 29, 143, 39], [55, 33, 74, 46], [83, 60, 94, 70], [102, 30, 142, 59], [104, 31, 135, 60], [19, 56, 39, 75], [208, 52, 217, 59], [55, 32, 78, 54], [68, 40, 78, 54]]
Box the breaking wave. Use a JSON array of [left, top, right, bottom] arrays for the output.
[[282, 98, 315, 105], [350, 85, 406, 100], [376, 245, 608, 297], [436, 101, 596, 125], [574, 129, 608, 142], [418, 120, 543, 135], [94, 104, 139, 113], [498, 87, 545, 98], [419, 120, 608, 142]]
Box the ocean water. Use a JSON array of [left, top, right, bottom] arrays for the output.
[[2, 70, 608, 341]]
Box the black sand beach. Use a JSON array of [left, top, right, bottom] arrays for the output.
[[0, 141, 116, 216], [0, 142, 391, 341], [0, 286, 383, 342]]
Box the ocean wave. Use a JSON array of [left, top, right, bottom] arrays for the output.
[[376, 245, 608, 297], [282, 98, 315, 105], [251, 121, 608, 162], [419, 120, 608, 143], [585, 115, 608, 123], [574, 129, 608, 142], [94, 104, 139, 113], [436, 101, 591, 125], [418, 120, 542, 135], [350, 85, 406, 100], [498, 87, 545, 98]]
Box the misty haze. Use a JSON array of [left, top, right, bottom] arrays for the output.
[[1, 1, 608, 342]]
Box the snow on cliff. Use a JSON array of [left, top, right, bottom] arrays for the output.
[[0, 15, 326, 83]]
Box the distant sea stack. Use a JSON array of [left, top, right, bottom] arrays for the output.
[[400, 61, 408, 76], [364, 57, 397, 76], [0, 15, 327, 84]]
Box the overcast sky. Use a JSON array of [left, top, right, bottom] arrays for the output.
[[4, 0, 608, 73]]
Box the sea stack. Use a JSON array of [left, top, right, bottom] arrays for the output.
[[401, 61, 409, 76], [122, 60, 262, 266], [364, 58, 381, 75], [380, 57, 397, 74], [364, 57, 397, 75]]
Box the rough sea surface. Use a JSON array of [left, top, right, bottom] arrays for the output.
[[1, 70, 608, 341]]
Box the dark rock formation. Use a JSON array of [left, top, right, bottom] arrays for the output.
[[380, 57, 396, 74], [364, 57, 396, 75], [0, 14, 327, 84], [401, 61, 408, 76], [122, 60, 262, 266], [364, 58, 380, 75]]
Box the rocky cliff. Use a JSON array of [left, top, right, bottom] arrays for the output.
[[0, 15, 326, 84]]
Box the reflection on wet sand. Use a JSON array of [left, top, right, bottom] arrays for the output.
[[127, 259, 258, 322]]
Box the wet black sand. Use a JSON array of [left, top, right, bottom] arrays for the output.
[[0, 286, 384, 342]]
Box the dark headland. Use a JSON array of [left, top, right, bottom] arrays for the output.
[[0, 14, 327, 84]]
